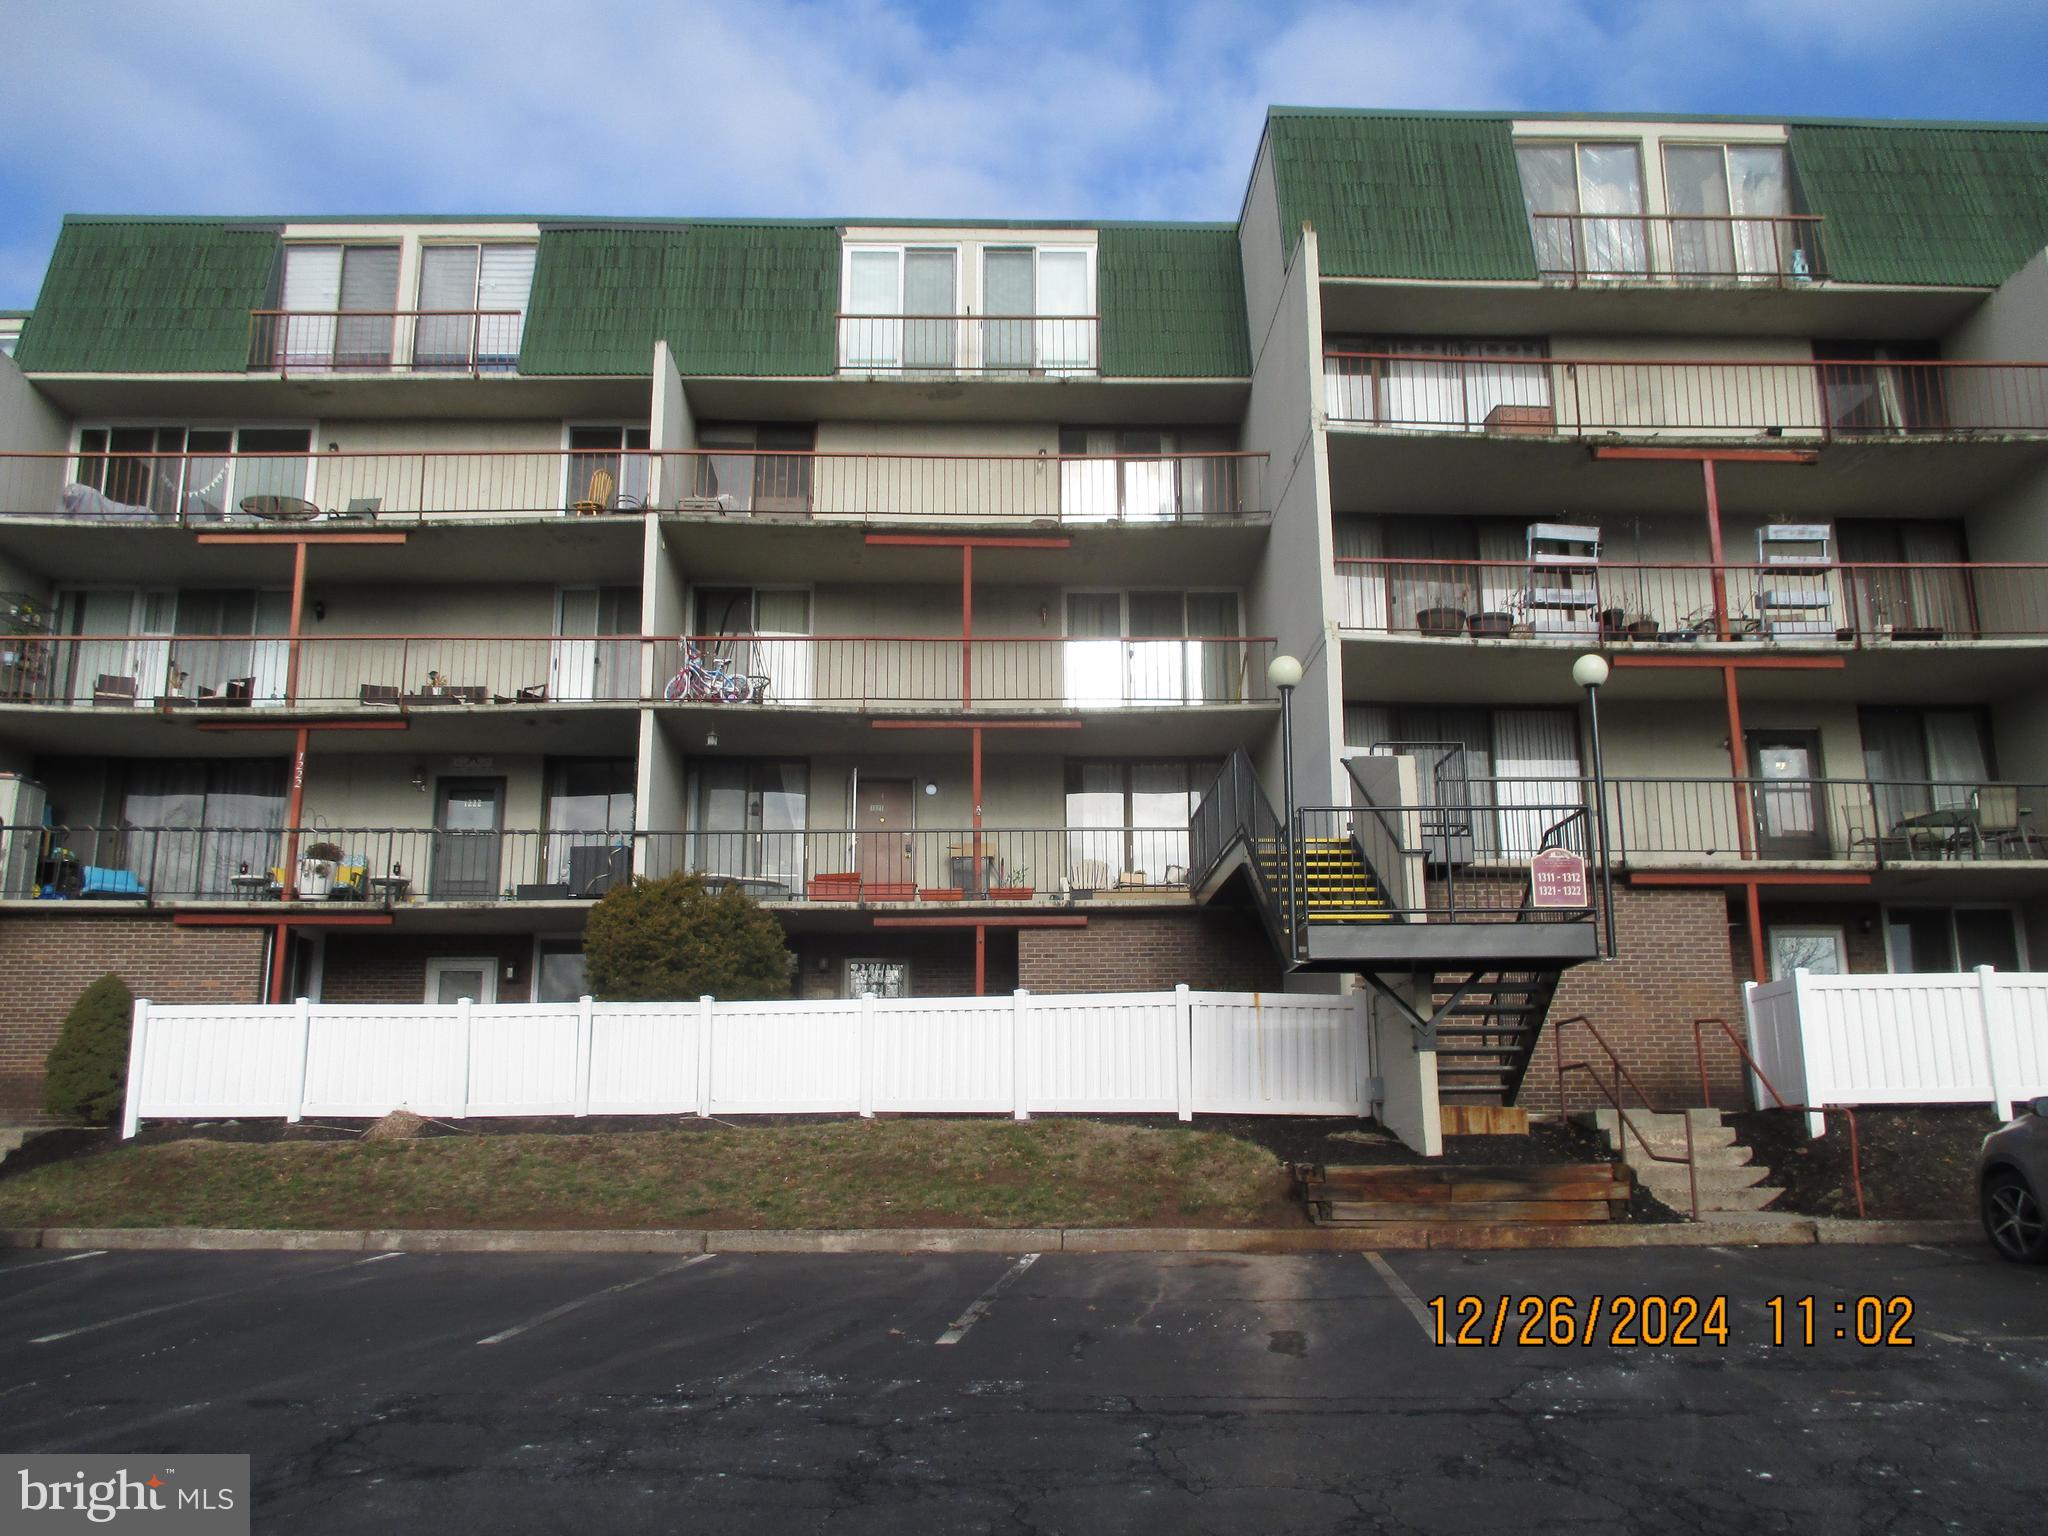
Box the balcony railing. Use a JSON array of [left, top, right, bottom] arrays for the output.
[[1, 633, 1275, 712], [248, 310, 525, 377], [837, 314, 1099, 375], [0, 447, 1266, 526], [1333, 558, 2048, 644], [1529, 212, 1826, 286], [1347, 773, 2046, 869], [1322, 352, 2048, 437], [3, 824, 1194, 904]]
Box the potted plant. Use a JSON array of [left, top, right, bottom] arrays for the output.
[[1624, 615, 1659, 641], [990, 865, 1035, 900], [1467, 611, 1513, 639], [297, 840, 346, 900]]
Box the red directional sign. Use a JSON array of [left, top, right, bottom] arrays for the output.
[[1530, 847, 1590, 910]]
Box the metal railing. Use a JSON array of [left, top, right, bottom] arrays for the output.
[[1694, 1016, 1864, 1218], [249, 310, 526, 376], [1, 823, 1194, 905], [662, 447, 1264, 521], [1333, 557, 2048, 643], [0, 632, 1275, 712], [1529, 211, 1825, 286], [1188, 750, 1295, 955], [1555, 1014, 1701, 1221], [0, 447, 1265, 525], [836, 314, 1100, 375], [1322, 351, 2048, 437]]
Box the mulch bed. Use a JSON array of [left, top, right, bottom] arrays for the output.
[[1729, 1104, 1994, 1219]]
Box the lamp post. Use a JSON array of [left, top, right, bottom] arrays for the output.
[[1572, 652, 1615, 957], [1268, 653, 1304, 956]]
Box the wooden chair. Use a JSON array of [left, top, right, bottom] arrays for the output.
[[91, 674, 137, 706], [571, 468, 615, 517]]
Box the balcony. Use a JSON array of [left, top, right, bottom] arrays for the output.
[[1343, 773, 2048, 872], [1, 633, 1276, 713], [1529, 212, 1826, 287], [1333, 558, 2048, 648], [5, 825, 1193, 905], [0, 447, 1266, 527], [836, 314, 1098, 376], [248, 310, 526, 377], [1322, 352, 2048, 439]]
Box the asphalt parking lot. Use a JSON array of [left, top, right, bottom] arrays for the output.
[[2, 1240, 2044, 1533]]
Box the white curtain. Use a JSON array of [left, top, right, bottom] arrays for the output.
[[279, 246, 342, 368], [1925, 711, 1988, 811], [1515, 144, 1580, 275], [1577, 144, 1647, 277], [1728, 147, 1792, 277], [844, 250, 901, 367], [1493, 709, 1584, 858], [477, 244, 535, 363], [1332, 517, 1386, 631]]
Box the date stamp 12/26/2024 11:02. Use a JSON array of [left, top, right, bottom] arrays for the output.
[[1427, 1294, 1918, 1349]]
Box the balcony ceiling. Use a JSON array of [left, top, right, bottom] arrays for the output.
[[652, 702, 1275, 759], [659, 514, 1270, 587], [0, 517, 646, 588], [22, 373, 655, 422], [678, 376, 1249, 426], [1324, 429, 2048, 519], [1339, 633, 2048, 707], [1318, 278, 1985, 341], [0, 704, 640, 760]]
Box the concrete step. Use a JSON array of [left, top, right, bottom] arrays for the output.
[[1639, 1180, 1784, 1215], [1635, 1161, 1774, 1196]]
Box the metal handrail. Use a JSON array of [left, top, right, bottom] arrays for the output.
[[1693, 1016, 1865, 1219], [1554, 1013, 1701, 1221]]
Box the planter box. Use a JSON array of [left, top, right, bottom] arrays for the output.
[[989, 886, 1035, 901], [1467, 612, 1513, 639], [866, 882, 918, 902], [806, 874, 862, 901], [1483, 403, 1555, 434], [1416, 607, 1467, 637], [919, 886, 964, 902]]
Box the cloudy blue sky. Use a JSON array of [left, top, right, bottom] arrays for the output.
[[3, 0, 2044, 308]]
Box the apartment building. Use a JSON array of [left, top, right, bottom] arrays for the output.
[[1, 110, 2045, 1134]]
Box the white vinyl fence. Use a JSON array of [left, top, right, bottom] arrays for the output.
[[1744, 968, 2048, 1135], [121, 986, 1377, 1137]]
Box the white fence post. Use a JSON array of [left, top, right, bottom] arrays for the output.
[[1977, 966, 2016, 1121], [1792, 969, 1826, 1139], [1354, 989, 1374, 1115], [573, 995, 594, 1118], [1012, 989, 1031, 1121], [457, 995, 474, 1118], [1174, 983, 1194, 1122], [696, 995, 714, 1117], [285, 996, 312, 1124], [120, 997, 150, 1140], [858, 992, 877, 1118]]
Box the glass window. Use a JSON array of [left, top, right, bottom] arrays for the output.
[[1769, 927, 1845, 980], [117, 758, 287, 898], [1063, 760, 1220, 889], [1516, 142, 1644, 277], [567, 426, 650, 510], [535, 940, 589, 1003]]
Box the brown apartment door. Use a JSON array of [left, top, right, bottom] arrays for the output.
[[856, 778, 914, 889], [433, 777, 505, 899], [1748, 732, 1826, 858]]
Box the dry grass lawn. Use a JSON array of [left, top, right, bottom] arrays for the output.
[[0, 1119, 1298, 1231]]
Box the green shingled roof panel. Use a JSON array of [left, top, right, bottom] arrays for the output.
[[1267, 114, 1537, 281], [14, 221, 280, 372], [520, 223, 837, 376], [1098, 226, 1249, 378], [1789, 125, 2048, 287]]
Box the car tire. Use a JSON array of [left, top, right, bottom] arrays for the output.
[[1983, 1169, 2048, 1263]]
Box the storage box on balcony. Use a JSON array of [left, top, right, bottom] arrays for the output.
[[1484, 403, 1554, 434]]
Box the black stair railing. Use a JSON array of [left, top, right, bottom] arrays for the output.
[[1190, 749, 1296, 955]]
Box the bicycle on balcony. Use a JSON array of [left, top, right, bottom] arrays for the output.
[[663, 640, 770, 704]]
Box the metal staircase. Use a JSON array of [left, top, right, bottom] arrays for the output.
[[1189, 749, 1600, 1105]]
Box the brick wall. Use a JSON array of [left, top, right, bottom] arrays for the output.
[[1518, 884, 1747, 1113], [1018, 909, 1284, 994], [320, 933, 535, 1005], [793, 930, 1019, 999], [0, 913, 266, 1118]]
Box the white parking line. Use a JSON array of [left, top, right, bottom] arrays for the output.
[[476, 1255, 713, 1346], [936, 1253, 1040, 1346], [1363, 1251, 1435, 1340], [29, 1255, 385, 1345], [0, 1250, 108, 1276]]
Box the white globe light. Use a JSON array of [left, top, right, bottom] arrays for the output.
[[1267, 654, 1304, 689], [1572, 653, 1610, 690]]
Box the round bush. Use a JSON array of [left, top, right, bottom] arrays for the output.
[[582, 873, 793, 1001], [42, 973, 136, 1124]]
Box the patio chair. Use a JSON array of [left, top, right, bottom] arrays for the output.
[[1975, 785, 2036, 859], [359, 683, 400, 705], [570, 468, 615, 517], [327, 497, 381, 522], [220, 676, 255, 706], [91, 674, 137, 706]]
